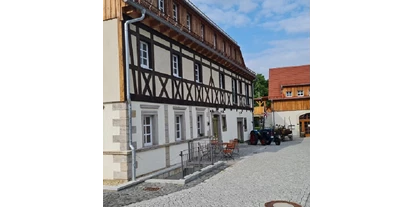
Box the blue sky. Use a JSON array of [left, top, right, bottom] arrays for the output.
[[190, 0, 310, 79]]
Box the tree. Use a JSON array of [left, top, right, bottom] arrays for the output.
[[254, 74, 268, 98]]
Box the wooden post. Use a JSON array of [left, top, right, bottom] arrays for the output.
[[180, 151, 184, 178]]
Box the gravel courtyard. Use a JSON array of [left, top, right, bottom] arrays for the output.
[[103, 138, 310, 207]]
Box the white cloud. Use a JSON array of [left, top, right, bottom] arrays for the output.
[[260, 12, 310, 33], [187, 0, 310, 79], [261, 0, 309, 14], [260, 0, 298, 15], [189, 0, 241, 10], [244, 37, 310, 79], [194, 3, 252, 28], [238, 0, 260, 13], [188, 0, 309, 29]]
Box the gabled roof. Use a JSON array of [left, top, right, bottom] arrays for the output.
[[268, 64, 310, 100]]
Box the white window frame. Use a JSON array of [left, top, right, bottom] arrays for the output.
[[286, 91, 292, 97], [172, 54, 180, 77], [143, 116, 153, 147], [195, 63, 200, 82], [297, 90, 304, 96], [158, 0, 165, 13], [186, 14, 191, 31], [173, 3, 178, 21], [175, 115, 182, 141], [197, 114, 203, 136], [140, 41, 150, 69]]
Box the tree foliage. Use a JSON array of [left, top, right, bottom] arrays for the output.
[[254, 74, 268, 98]]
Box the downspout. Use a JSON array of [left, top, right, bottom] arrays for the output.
[[272, 100, 275, 127], [251, 80, 255, 130], [123, 6, 146, 181]]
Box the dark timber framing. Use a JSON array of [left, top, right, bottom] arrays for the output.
[[124, 20, 253, 111]]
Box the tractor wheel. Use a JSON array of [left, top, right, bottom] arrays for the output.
[[266, 139, 272, 145], [275, 135, 281, 145], [250, 132, 258, 145], [260, 138, 267, 145]]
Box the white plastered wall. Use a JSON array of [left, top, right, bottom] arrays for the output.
[[272, 110, 310, 137], [220, 109, 252, 142], [103, 19, 120, 102], [135, 148, 166, 176]]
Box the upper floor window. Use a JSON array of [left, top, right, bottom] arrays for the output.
[[172, 55, 180, 77], [219, 73, 225, 89], [239, 81, 243, 94], [232, 79, 238, 104], [158, 0, 165, 13], [286, 91, 292, 97], [140, 41, 150, 69], [172, 54, 181, 77], [172, 3, 178, 21], [297, 90, 304, 96], [245, 84, 250, 105], [194, 63, 202, 83], [186, 14, 191, 31]]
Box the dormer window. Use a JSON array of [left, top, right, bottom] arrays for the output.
[[158, 0, 165, 13], [201, 24, 204, 41], [172, 3, 178, 21], [286, 91, 292, 97], [214, 34, 217, 49], [186, 14, 191, 31]]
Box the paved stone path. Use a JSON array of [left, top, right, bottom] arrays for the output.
[[104, 142, 269, 207], [124, 138, 310, 207]]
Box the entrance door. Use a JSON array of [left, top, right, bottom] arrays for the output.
[[212, 115, 219, 139], [237, 121, 244, 142], [303, 121, 310, 137], [299, 113, 310, 137]]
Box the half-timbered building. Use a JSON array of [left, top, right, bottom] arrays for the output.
[[103, 0, 256, 182], [268, 65, 310, 137]]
